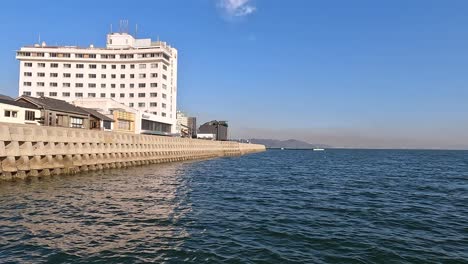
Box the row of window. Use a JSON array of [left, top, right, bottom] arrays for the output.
[[4, 110, 36, 120], [23, 62, 168, 71], [24, 72, 167, 79], [23, 82, 168, 90], [23, 91, 167, 99], [18, 52, 171, 61]]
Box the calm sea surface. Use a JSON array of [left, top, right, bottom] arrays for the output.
[[0, 149, 467, 263]]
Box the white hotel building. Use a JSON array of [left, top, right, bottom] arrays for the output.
[[16, 32, 178, 133]]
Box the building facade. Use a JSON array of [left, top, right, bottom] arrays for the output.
[[199, 121, 228, 141], [16, 32, 178, 133], [73, 98, 171, 135], [0, 96, 40, 125]]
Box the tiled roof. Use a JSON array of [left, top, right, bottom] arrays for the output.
[[18, 96, 89, 115], [0, 97, 38, 109], [79, 107, 114, 122]]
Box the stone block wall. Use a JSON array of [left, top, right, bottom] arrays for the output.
[[0, 123, 265, 181]]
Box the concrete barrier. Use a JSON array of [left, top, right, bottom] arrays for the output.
[[0, 123, 265, 181]]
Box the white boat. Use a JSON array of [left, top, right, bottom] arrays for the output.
[[281, 148, 285, 150], [313, 148, 325, 151]]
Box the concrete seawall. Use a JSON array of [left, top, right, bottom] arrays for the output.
[[0, 123, 265, 181]]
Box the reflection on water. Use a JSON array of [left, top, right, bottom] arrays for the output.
[[0, 162, 194, 263]]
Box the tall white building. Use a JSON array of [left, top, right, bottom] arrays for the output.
[[16, 32, 178, 133]]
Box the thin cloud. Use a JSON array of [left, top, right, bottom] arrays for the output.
[[218, 0, 256, 17]]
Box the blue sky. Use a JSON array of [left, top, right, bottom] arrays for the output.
[[1, 0, 467, 148]]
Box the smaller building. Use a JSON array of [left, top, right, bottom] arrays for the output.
[[198, 120, 228, 141], [0, 95, 40, 125], [78, 107, 114, 131], [188, 117, 197, 138], [176, 111, 197, 138], [17, 96, 90, 128]]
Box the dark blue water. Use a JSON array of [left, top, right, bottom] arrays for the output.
[[0, 149, 467, 263]]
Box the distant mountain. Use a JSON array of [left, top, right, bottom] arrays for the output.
[[250, 139, 331, 149]]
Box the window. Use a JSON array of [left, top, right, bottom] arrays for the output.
[[76, 83, 83, 88], [121, 65, 125, 69], [50, 73, 58, 77], [101, 74, 106, 78], [139, 64, 146, 69], [64, 64, 71, 68], [23, 91, 31, 96], [63, 83, 71, 87], [118, 120, 131, 130], [50, 83, 58, 87], [139, 73, 146, 78], [25, 110, 35, 121], [49, 92, 57, 96], [120, 74, 125, 79], [162, 103, 166, 108], [138, 102, 145, 107], [100, 93, 106, 98], [120, 84, 125, 88], [162, 84, 167, 89], [24, 62, 33, 67], [129, 93, 134, 98], [129, 103, 134, 107], [150, 93, 157, 97], [101, 65, 107, 69], [63, 73, 71, 78], [37, 72, 45, 77], [162, 112, 166, 117], [150, 83, 157, 88], [110, 93, 115, 98], [89, 74, 96, 78], [162, 93, 167, 99], [101, 84, 106, 88], [36, 92, 44, 97], [76, 64, 84, 68], [89, 64, 97, 69], [162, 74, 167, 80], [130, 64, 135, 69], [151, 63, 158, 68], [111, 74, 116, 79], [23, 82, 32, 86], [76, 73, 83, 78], [4, 110, 18, 118], [111, 65, 116, 69], [88, 83, 96, 88], [38, 63, 45, 68], [151, 73, 157, 78], [103, 121, 112, 130], [130, 84, 134, 88], [150, 102, 157, 107], [163, 65, 167, 70], [138, 83, 146, 88], [62, 92, 70, 97], [70, 117, 84, 128], [37, 82, 45, 87], [120, 93, 125, 98], [130, 74, 135, 79], [51, 63, 59, 68], [75, 92, 83, 97], [88, 93, 96, 97], [111, 84, 116, 88], [138, 93, 145, 97], [24, 72, 32, 77]]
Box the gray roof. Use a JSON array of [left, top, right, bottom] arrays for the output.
[[0, 97, 38, 109], [18, 96, 89, 115], [0, 94, 14, 100], [79, 107, 114, 122]]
